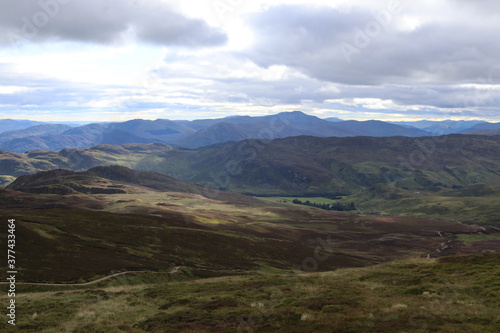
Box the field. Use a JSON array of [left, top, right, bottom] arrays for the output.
[[1, 254, 498, 332]]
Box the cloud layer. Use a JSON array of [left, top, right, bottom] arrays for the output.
[[0, 0, 499, 121], [0, 0, 226, 47]]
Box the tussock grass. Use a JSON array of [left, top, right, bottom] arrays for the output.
[[1, 254, 498, 332]]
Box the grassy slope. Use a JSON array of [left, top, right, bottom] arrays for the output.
[[1, 254, 498, 332], [350, 185, 500, 226]]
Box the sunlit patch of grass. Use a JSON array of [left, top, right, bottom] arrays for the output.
[[458, 234, 500, 242]]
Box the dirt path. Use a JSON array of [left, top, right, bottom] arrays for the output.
[[425, 225, 500, 259], [426, 232, 453, 258], [0, 266, 181, 286]]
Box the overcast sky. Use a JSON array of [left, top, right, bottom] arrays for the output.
[[1, 0, 500, 122]]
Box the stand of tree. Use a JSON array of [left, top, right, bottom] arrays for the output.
[[292, 199, 356, 211], [244, 193, 347, 199]]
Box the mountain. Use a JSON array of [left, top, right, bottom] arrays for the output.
[[392, 120, 487, 135], [0, 120, 195, 152], [460, 121, 500, 133], [324, 116, 344, 122], [175, 112, 430, 148], [106, 119, 196, 142], [0, 124, 73, 143], [0, 112, 438, 152], [336, 120, 430, 137], [175, 122, 253, 148], [0, 119, 45, 134]]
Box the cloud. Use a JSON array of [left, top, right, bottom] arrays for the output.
[[243, 4, 500, 86], [0, 0, 227, 47]]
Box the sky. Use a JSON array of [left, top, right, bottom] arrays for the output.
[[1, 0, 500, 122]]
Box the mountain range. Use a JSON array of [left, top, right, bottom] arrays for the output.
[[391, 120, 488, 135], [2, 111, 498, 152], [1, 134, 499, 194]]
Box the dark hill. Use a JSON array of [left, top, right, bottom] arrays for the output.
[[6, 165, 260, 204], [7, 165, 204, 195]]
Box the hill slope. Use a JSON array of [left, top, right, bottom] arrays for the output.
[[2, 135, 500, 194], [2, 254, 497, 332], [1, 165, 496, 283], [1, 135, 500, 224]]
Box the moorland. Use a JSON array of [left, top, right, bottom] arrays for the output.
[[0, 116, 499, 332]]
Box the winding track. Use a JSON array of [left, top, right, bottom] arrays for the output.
[[0, 266, 181, 286]]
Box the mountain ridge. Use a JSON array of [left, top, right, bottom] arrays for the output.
[[0, 112, 435, 152]]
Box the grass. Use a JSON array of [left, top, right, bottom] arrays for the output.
[[0, 253, 498, 332], [457, 234, 500, 242], [352, 187, 500, 226]]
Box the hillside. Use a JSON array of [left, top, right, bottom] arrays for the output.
[[1, 135, 500, 224], [1, 254, 498, 332], [1, 165, 497, 283], [6, 165, 257, 204], [0, 166, 498, 332], [3, 134, 499, 193]]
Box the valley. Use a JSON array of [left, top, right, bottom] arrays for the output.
[[0, 127, 499, 332], [3, 0, 500, 330]]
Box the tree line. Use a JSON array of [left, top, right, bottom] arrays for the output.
[[291, 199, 356, 211]]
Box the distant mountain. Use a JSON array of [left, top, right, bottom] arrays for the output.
[[0, 124, 73, 143], [0, 119, 45, 134], [106, 119, 196, 142], [336, 120, 430, 137], [0, 112, 480, 152], [392, 120, 487, 135], [175, 122, 253, 148], [393, 120, 500, 136], [0, 123, 110, 152], [460, 122, 500, 133], [175, 112, 430, 148], [324, 117, 344, 122], [0, 119, 195, 152]]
